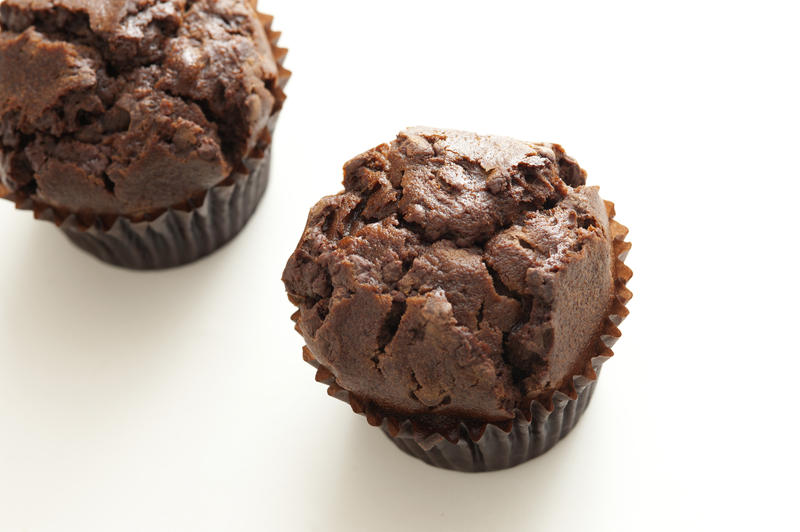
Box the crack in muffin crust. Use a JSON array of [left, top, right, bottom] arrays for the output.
[[284, 128, 615, 422]]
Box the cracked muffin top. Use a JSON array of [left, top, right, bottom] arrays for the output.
[[283, 127, 615, 423], [0, 0, 283, 216]]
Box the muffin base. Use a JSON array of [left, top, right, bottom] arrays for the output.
[[385, 374, 599, 472], [298, 201, 632, 472], [305, 342, 606, 473], [57, 151, 271, 270]]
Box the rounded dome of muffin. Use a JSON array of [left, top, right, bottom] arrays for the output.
[[284, 127, 616, 422]]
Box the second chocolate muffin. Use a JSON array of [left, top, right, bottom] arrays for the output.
[[284, 127, 632, 472], [0, 0, 289, 268]]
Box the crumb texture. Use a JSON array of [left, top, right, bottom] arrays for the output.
[[283, 128, 614, 421], [0, 0, 282, 215]]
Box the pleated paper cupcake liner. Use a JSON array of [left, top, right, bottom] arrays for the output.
[[59, 151, 271, 269], [298, 201, 632, 472], [0, 10, 291, 270]]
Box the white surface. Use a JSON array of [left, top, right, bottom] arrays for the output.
[[1, 1, 799, 531]]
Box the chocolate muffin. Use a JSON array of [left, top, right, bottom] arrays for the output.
[[283, 127, 632, 472], [0, 0, 289, 269]]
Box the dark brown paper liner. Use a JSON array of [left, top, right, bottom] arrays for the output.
[[298, 202, 632, 472], [61, 151, 271, 269], [0, 11, 290, 270]]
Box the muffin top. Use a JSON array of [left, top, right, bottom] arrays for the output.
[[283, 128, 615, 422], [0, 0, 284, 216]]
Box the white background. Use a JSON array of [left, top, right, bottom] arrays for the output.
[[1, 0, 799, 530]]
